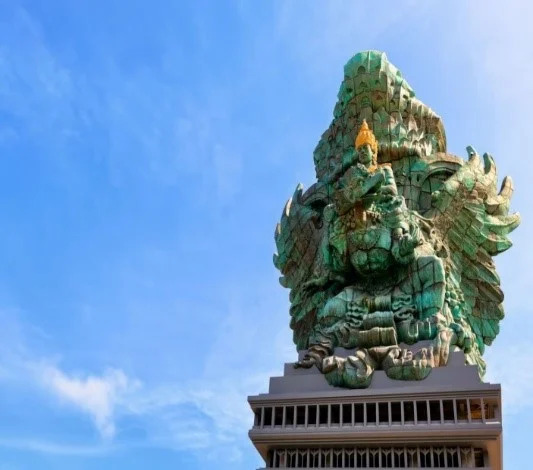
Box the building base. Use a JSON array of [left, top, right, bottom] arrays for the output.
[[248, 347, 502, 469]]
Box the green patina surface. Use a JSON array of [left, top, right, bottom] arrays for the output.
[[274, 50, 519, 388]]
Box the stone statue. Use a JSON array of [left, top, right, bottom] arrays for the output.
[[274, 51, 519, 388]]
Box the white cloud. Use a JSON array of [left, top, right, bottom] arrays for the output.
[[0, 437, 110, 456], [110, 282, 294, 460], [212, 143, 243, 203], [457, 0, 533, 410], [0, 4, 244, 200], [274, 0, 432, 84], [3, 1, 531, 464], [39, 365, 139, 439], [0, 6, 74, 139], [119, 372, 271, 462], [485, 343, 533, 414], [0, 279, 291, 461], [0, 282, 290, 463], [464, 0, 533, 94]]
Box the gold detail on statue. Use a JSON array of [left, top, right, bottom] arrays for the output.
[[355, 119, 379, 172], [355, 119, 378, 153]]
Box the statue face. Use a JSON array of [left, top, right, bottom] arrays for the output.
[[358, 144, 373, 166]]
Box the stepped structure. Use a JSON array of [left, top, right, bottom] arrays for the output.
[[248, 51, 518, 469], [249, 348, 501, 469]]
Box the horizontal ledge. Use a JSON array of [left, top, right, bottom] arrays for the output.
[[248, 388, 501, 405], [249, 427, 502, 445]]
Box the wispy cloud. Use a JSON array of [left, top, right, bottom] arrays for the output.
[[0, 6, 74, 135], [274, 0, 432, 84], [0, 279, 292, 461], [485, 342, 533, 415], [122, 373, 269, 460], [117, 285, 293, 460], [0, 4, 245, 204], [38, 365, 139, 439], [457, 0, 533, 411], [2, 2, 529, 468], [0, 438, 111, 457]]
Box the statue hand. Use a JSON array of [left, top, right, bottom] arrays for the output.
[[368, 170, 385, 190], [294, 346, 329, 371], [398, 233, 418, 256], [294, 355, 318, 369], [450, 322, 473, 353], [398, 226, 424, 257], [377, 168, 387, 183], [432, 328, 454, 367]]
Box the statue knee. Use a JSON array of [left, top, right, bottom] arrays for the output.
[[319, 297, 347, 323], [416, 255, 445, 285]]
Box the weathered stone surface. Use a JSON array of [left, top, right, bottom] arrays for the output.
[[274, 50, 519, 388]]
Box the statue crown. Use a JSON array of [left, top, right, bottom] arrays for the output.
[[355, 119, 378, 155]]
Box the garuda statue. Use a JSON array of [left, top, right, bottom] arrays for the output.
[[274, 50, 519, 388]]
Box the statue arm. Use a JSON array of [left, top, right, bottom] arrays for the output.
[[302, 205, 350, 292], [323, 151, 357, 184], [338, 171, 384, 211], [379, 166, 397, 196], [391, 224, 422, 264], [358, 171, 385, 197]]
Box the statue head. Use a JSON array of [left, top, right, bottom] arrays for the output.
[[355, 120, 378, 171]]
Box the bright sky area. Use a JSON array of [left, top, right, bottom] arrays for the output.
[[0, 1, 531, 469]]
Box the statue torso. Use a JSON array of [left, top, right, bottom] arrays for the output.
[[347, 224, 393, 276]]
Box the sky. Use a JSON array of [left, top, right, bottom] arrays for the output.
[[0, 0, 531, 469]]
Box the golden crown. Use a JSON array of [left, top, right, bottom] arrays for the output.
[[355, 119, 378, 154]]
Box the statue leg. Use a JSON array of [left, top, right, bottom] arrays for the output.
[[323, 349, 376, 389], [411, 255, 445, 320], [382, 346, 433, 381], [296, 287, 368, 369], [295, 292, 350, 369], [310, 294, 350, 349], [396, 255, 447, 344], [402, 256, 458, 367]]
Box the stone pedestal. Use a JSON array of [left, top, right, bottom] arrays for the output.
[[248, 348, 502, 469]]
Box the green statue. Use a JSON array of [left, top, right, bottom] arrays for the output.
[[274, 51, 519, 388]]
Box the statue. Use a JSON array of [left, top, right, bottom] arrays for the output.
[[274, 51, 519, 388]]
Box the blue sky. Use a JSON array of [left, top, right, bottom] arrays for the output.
[[0, 1, 531, 469]]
